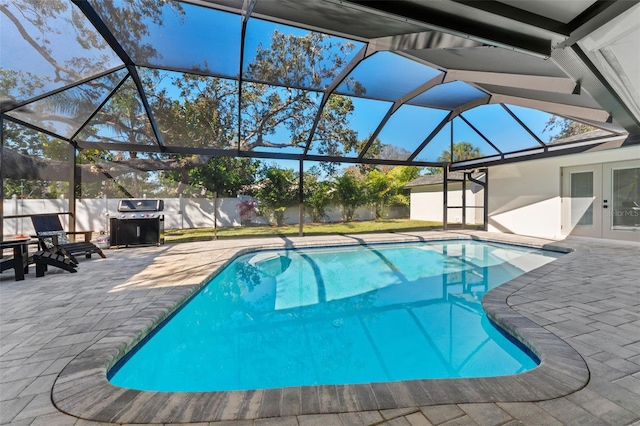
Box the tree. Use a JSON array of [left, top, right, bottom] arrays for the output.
[[354, 136, 413, 174], [439, 141, 481, 162], [1, 0, 149, 104], [362, 166, 419, 219], [543, 116, 595, 141], [364, 170, 393, 219], [165, 157, 261, 198], [1, 0, 186, 197], [254, 166, 298, 226], [426, 141, 483, 174], [387, 165, 420, 209], [1, 121, 75, 198], [333, 171, 367, 222], [389, 166, 421, 185], [242, 31, 361, 154], [303, 167, 333, 223], [2, 1, 364, 194]]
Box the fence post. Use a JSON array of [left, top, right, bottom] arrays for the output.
[[179, 193, 184, 229], [103, 194, 109, 233], [13, 194, 18, 238], [213, 192, 218, 240]]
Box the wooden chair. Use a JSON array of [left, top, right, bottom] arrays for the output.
[[31, 215, 106, 264], [32, 250, 78, 276]]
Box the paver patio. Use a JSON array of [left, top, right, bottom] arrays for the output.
[[1, 231, 639, 425]]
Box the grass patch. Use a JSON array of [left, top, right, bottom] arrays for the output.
[[165, 219, 445, 244]]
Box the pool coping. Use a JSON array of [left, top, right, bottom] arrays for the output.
[[51, 232, 589, 423]]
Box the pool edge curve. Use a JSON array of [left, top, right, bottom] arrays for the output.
[[51, 232, 589, 423]]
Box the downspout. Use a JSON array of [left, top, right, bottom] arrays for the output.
[[468, 169, 488, 231], [443, 165, 448, 231]]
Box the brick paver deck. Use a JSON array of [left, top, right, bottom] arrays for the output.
[[1, 231, 639, 425]]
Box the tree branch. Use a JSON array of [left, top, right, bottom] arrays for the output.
[[0, 3, 82, 84], [2, 148, 211, 184]]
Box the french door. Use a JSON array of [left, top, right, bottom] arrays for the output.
[[562, 160, 640, 242]]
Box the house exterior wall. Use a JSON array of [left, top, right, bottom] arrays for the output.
[[409, 183, 483, 224], [487, 145, 640, 240]]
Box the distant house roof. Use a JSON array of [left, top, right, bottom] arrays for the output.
[[405, 171, 484, 189]]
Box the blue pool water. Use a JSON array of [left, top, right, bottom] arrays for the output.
[[109, 240, 563, 391]]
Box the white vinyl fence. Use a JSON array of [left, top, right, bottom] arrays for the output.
[[3, 195, 408, 237]]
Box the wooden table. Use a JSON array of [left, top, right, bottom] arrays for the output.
[[0, 239, 35, 281]]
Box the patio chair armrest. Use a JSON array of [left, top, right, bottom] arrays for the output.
[[33, 233, 59, 246], [31, 235, 45, 250]]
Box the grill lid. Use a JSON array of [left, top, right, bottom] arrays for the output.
[[117, 199, 164, 212]]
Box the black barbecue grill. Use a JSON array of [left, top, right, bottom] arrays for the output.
[[110, 199, 164, 247]]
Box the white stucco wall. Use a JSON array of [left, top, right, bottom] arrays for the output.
[[409, 183, 483, 224], [487, 145, 640, 239]]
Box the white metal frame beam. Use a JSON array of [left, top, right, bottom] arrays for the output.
[[444, 70, 577, 94]]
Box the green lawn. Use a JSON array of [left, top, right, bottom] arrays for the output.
[[165, 219, 446, 243]]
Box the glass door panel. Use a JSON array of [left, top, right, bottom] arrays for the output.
[[562, 160, 640, 242], [603, 161, 640, 242], [562, 165, 602, 238], [571, 171, 594, 227]]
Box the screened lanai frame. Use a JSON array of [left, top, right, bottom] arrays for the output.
[[1, 0, 638, 237]]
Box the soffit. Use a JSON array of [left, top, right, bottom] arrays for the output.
[[403, 47, 567, 77], [496, 0, 598, 24]]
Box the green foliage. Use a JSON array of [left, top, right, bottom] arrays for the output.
[[246, 30, 359, 91], [388, 166, 421, 185], [90, 1, 184, 64], [544, 116, 595, 141], [426, 141, 483, 174], [362, 166, 419, 218], [2, 4, 363, 194], [146, 70, 238, 149], [255, 166, 298, 226], [386, 166, 419, 208], [1, 0, 126, 102], [364, 170, 392, 219], [303, 167, 333, 222], [3, 179, 69, 200], [170, 157, 261, 198], [2, 121, 73, 199], [241, 30, 360, 163], [0, 68, 45, 107], [439, 141, 481, 162], [333, 171, 367, 221]]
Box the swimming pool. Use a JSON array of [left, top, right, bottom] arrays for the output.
[[109, 240, 563, 392]]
